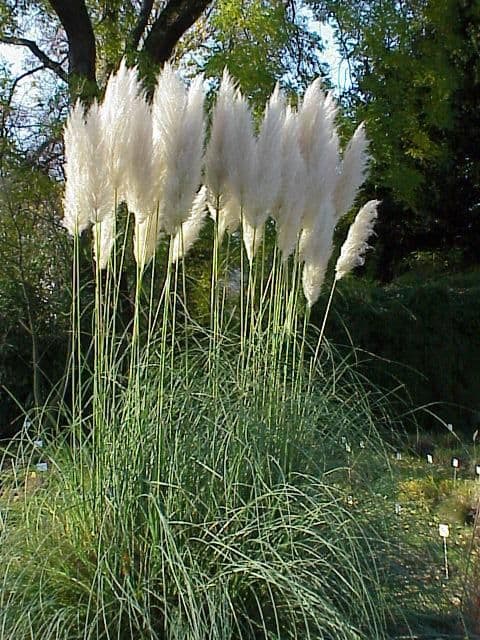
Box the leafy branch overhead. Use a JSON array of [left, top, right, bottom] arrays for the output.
[[1, 0, 213, 97]]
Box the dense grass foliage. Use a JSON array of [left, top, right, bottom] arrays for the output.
[[0, 331, 395, 639]]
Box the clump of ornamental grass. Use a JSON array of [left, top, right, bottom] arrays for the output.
[[0, 346, 394, 640], [1, 61, 390, 639]]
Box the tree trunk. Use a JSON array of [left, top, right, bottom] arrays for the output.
[[143, 0, 212, 66], [48, 0, 97, 100]]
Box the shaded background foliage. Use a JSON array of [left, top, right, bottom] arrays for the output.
[[312, 270, 480, 432], [310, 0, 480, 280], [0, 0, 479, 436]]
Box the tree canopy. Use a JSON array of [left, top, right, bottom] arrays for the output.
[[310, 0, 480, 278]]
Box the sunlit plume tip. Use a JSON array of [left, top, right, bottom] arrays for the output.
[[335, 199, 379, 280]]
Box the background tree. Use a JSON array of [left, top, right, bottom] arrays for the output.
[[0, 0, 214, 99], [198, 0, 324, 106], [309, 0, 480, 280]]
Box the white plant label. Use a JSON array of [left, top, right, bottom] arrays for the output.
[[476, 465, 480, 477], [395, 452, 402, 461], [33, 439, 43, 448], [36, 462, 48, 472], [427, 454, 433, 464], [452, 458, 459, 468], [439, 526, 450, 579]]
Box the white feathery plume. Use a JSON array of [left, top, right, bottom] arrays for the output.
[[150, 66, 185, 211], [323, 91, 339, 132], [205, 70, 238, 200], [151, 64, 185, 225], [171, 186, 208, 262], [152, 64, 186, 140], [271, 106, 308, 259], [92, 213, 115, 269], [152, 66, 205, 234], [225, 88, 255, 210], [300, 198, 336, 307], [297, 79, 322, 157], [124, 95, 154, 224], [302, 248, 333, 309], [100, 59, 140, 194], [242, 218, 264, 264], [62, 101, 91, 235], [297, 81, 340, 230], [241, 93, 285, 262], [335, 199, 379, 280], [205, 70, 245, 241], [133, 208, 163, 268], [63, 100, 114, 227], [243, 85, 285, 230], [333, 122, 370, 221], [208, 194, 241, 242]]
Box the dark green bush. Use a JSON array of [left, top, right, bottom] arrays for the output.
[[312, 269, 480, 432]]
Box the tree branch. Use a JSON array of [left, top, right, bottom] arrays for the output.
[[1, 66, 44, 142], [0, 36, 68, 82], [47, 0, 97, 94], [142, 0, 213, 66], [128, 0, 155, 51]]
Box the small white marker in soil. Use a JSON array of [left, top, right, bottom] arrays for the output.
[[451, 458, 459, 484], [427, 454, 433, 464], [36, 462, 48, 472], [439, 524, 450, 579], [395, 452, 402, 461], [475, 465, 480, 477]]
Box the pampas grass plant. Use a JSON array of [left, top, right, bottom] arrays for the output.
[[0, 61, 392, 640]]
